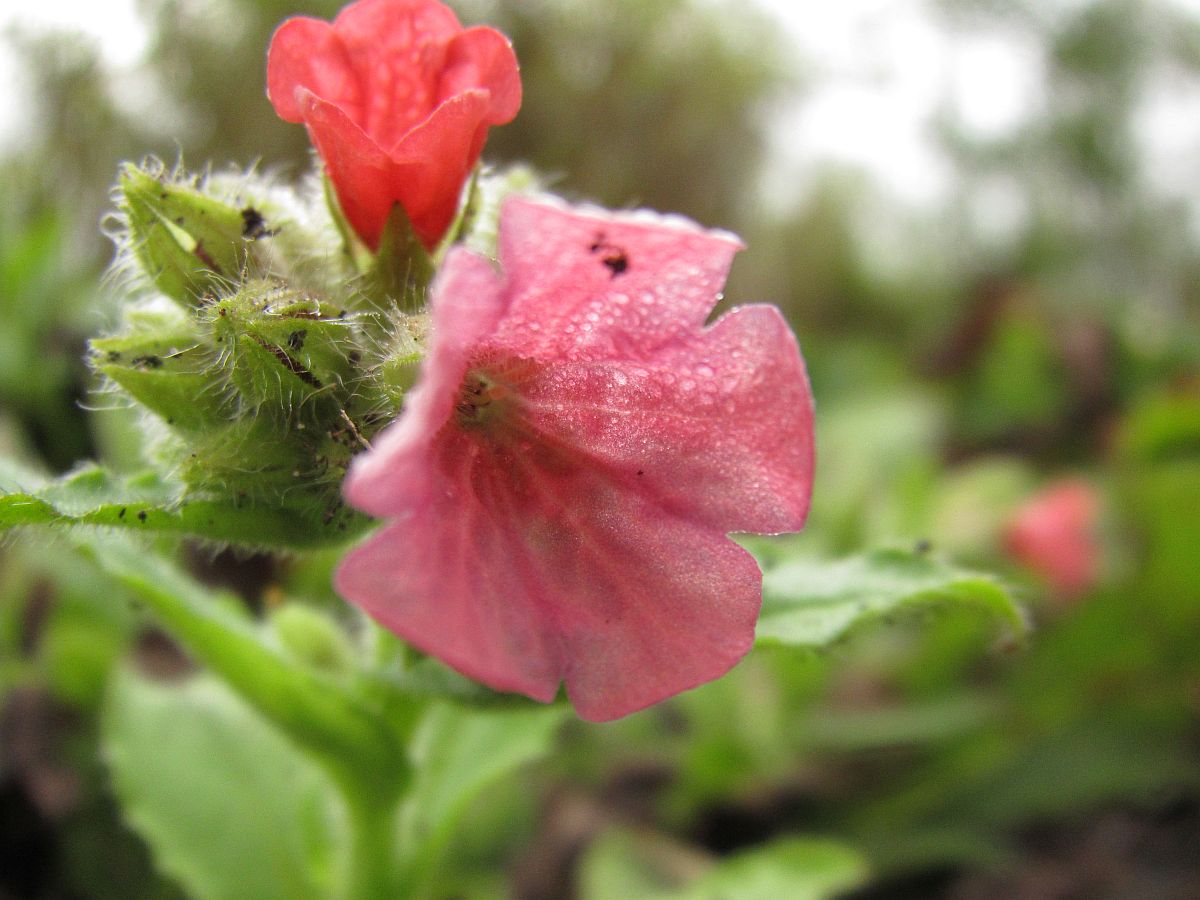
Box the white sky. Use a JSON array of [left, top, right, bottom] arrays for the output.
[[752, 0, 1200, 213], [3, 0, 1200, 215]]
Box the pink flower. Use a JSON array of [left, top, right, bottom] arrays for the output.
[[1004, 479, 1101, 598], [267, 0, 520, 251], [335, 197, 814, 721]]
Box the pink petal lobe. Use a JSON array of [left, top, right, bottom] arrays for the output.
[[344, 248, 507, 517], [335, 468, 564, 703], [491, 198, 743, 363], [514, 304, 815, 534], [547, 475, 764, 722], [336, 435, 764, 721], [333, 0, 462, 41]]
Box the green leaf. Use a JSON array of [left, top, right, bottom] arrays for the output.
[[0, 460, 365, 549], [582, 833, 869, 900], [76, 533, 407, 799], [579, 829, 710, 899], [1115, 391, 1200, 464], [103, 669, 338, 900], [675, 838, 869, 900], [756, 548, 1025, 649], [397, 703, 566, 894]]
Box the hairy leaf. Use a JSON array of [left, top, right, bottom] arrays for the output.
[[756, 548, 1025, 649], [104, 670, 338, 900], [0, 460, 365, 549], [398, 703, 566, 893]]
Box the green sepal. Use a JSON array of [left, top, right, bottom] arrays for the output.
[[322, 173, 374, 274], [120, 164, 260, 306], [173, 416, 309, 493], [167, 412, 370, 538], [173, 416, 355, 521], [207, 282, 359, 418], [457, 165, 540, 259], [364, 203, 435, 313], [91, 309, 231, 433], [359, 313, 427, 417]]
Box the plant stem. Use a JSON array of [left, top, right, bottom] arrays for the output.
[[341, 780, 404, 900]]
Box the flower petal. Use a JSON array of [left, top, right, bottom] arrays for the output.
[[388, 89, 496, 247], [294, 91, 398, 251], [489, 197, 743, 364], [267, 17, 359, 124], [336, 198, 814, 720], [515, 304, 814, 534], [440, 26, 522, 124], [335, 435, 763, 721], [1004, 480, 1100, 597], [548, 477, 763, 722], [336, 450, 564, 703], [330, 0, 463, 146], [296, 88, 494, 248], [344, 247, 507, 517]]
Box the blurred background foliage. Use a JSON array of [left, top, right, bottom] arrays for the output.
[[1, 0, 1199, 897]]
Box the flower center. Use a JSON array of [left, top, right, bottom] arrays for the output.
[[455, 370, 513, 428]]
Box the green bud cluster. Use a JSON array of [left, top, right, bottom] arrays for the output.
[[91, 161, 446, 544]]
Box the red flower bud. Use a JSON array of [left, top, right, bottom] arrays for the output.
[[1004, 479, 1101, 598], [267, 0, 520, 251]]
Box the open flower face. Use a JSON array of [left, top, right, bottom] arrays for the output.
[[335, 197, 815, 721], [267, 0, 520, 250]]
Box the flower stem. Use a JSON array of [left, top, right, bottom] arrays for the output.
[[340, 780, 403, 900]]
